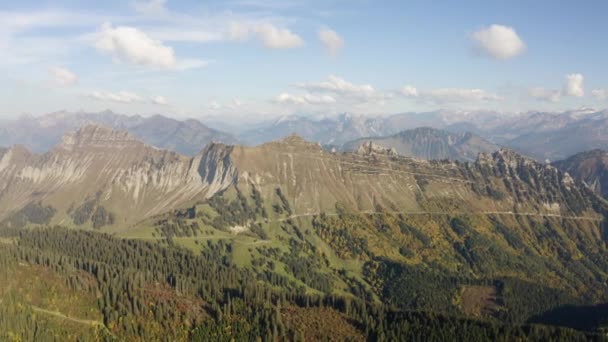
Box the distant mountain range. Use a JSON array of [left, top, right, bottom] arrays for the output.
[[0, 110, 237, 155], [498, 110, 608, 161], [554, 149, 608, 198], [341, 127, 500, 161], [240, 111, 468, 146], [240, 109, 608, 161], [3, 108, 608, 162]]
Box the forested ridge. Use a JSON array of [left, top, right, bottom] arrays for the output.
[[0, 226, 606, 341]]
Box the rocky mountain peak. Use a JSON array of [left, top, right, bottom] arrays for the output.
[[280, 133, 309, 144], [356, 141, 398, 156], [477, 148, 536, 167], [274, 134, 323, 151]]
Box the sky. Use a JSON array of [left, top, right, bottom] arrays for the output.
[[1, 0, 608, 122]]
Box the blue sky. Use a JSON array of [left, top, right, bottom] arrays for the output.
[[1, 0, 607, 121]]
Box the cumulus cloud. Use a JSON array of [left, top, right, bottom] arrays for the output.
[[564, 73, 584, 97], [592, 89, 608, 100], [318, 27, 344, 56], [49, 66, 78, 86], [95, 23, 176, 68], [228, 21, 303, 49], [94, 22, 206, 70], [87, 90, 168, 105], [529, 73, 585, 102], [400, 86, 502, 104], [276, 93, 336, 105], [471, 24, 526, 60]]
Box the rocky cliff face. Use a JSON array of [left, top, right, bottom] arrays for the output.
[[194, 143, 238, 195], [2, 125, 605, 235], [0, 125, 235, 228], [355, 141, 398, 156]]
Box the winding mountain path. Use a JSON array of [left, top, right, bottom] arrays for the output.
[[31, 306, 103, 326], [263, 210, 603, 223]]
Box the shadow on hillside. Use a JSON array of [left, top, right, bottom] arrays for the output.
[[528, 303, 608, 331]]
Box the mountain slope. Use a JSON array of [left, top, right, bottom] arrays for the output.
[[554, 149, 608, 198], [0, 125, 234, 229], [341, 127, 500, 161], [131, 137, 608, 310], [2, 126, 608, 331], [0, 110, 237, 155]]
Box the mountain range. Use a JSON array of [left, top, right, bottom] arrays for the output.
[[0, 110, 237, 155], [341, 127, 500, 161], [3, 109, 608, 163], [240, 109, 608, 161]]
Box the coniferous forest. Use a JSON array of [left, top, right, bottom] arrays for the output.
[[0, 224, 607, 341]]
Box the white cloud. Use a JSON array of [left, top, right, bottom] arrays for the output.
[[49, 66, 78, 86], [428, 88, 502, 103], [88, 90, 145, 103], [152, 95, 169, 105], [228, 21, 304, 49], [400, 85, 419, 97], [94, 22, 207, 70], [276, 93, 336, 105], [95, 23, 176, 68], [318, 27, 344, 56], [564, 73, 584, 97], [592, 89, 608, 100], [298, 75, 377, 101], [529, 74, 585, 102], [471, 24, 526, 60], [400, 86, 502, 104], [87, 90, 169, 105], [529, 87, 561, 102], [255, 23, 304, 49]]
